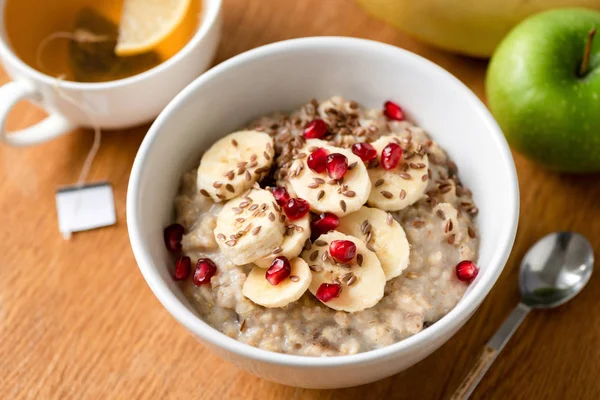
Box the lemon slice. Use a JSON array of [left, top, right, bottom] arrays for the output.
[[115, 0, 192, 56]]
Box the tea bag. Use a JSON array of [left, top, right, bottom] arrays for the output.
[[56, 182, 116, 240], [68, 8, 160, 82]]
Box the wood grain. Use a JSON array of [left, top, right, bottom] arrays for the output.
[[1, 0, 599, 399]]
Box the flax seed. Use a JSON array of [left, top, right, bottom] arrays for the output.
[[225, 240, 237, 246], [356, 253, 363, 267], [340, 200, 347, 212], [217, 233, 225, 240], [447, 234, 456, 245], [381, 191, 393, 199], [360, 220, 369, 234], [412, 220, 425, 228], [399, 172, 412, 180], [200, 189, 211, 197], [309, 264, 323, 272], [252, 226, 262, 235], [468, 226, 476, 239], [406, 271, 418, 279], [315, 240, 328, 247], [387, 213, 394, 226], [304, 239, 312, 251], [226, 184, 235, 193], [399, 189, 406, 200], [290, 275, 300, 282], [374, 179, 385, 187]]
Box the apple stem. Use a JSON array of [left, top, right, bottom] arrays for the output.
[[579, 27, 597, 77]]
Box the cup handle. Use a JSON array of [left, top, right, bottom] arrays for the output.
[[0, 80, 77, 147]]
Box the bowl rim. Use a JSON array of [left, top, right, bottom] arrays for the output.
[[127, 36, 519, 368]]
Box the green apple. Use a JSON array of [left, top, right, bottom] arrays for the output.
[[486, 8, 600, 172]]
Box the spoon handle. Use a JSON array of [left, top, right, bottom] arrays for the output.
[[450, 302, 531, 400]]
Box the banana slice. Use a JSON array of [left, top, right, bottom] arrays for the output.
[[337, 206, 410, 280], [197, 130, 275, 202], [288, 139, 371, 216], [242, 258, 312, 308], [214, 188, 285, 265], [253, 213, 311, 268], [301, 231, 386, 312], [366, 135, 430, 211]]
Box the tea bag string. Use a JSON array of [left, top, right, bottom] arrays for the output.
[[35, 30, 107, 188], [36, 30, 112, 76], [36, 33, 107, 240], [54, 75, 102, 188]]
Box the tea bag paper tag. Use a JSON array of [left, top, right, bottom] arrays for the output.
[[55, 182, 116, 240]]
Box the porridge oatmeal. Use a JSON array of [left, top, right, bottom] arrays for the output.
[[164, 96, 479, 357]]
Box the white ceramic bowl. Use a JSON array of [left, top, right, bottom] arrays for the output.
[[127, 37, 519, 389]]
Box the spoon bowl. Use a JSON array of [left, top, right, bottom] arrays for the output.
[[520, 232, 594, 308]]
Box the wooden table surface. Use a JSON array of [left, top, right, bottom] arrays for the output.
[[2, 0, 600, 399]]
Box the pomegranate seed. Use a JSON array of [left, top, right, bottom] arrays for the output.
[[307, 147, 329, 173], [164, 223, 184, 252], [174, 256, 191, 280], [326, 153, 348, 180], [383, 100, 405, 121], [284, 197, 310, 220], [351, 142, 377, 162], [456, 260, 479, 283], [304, 119, 328, 139], [193, 258, 217, 286], [311, 212, 339, 239], [272, 186, 290, 206], [381, 143, 403, 170], [316, 283, 342, 302], [329, 240, 356, 263], [266, 256, 292, 285]]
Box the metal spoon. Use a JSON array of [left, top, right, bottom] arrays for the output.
[[451, 232, 594, 400]]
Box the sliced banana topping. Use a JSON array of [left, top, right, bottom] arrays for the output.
[[214, 188, 285, 265], [301, 231, 386, 312], [337, 206, 410, 281], [197, 130, 275, 202], [242, 258, 312, 308], [367, 135, 429, 211], [254, 213, 311, 268], [288, 139, 371, 216]]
